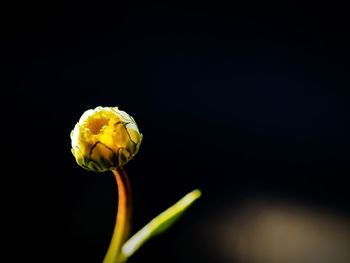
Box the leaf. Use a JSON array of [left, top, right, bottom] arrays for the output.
[[121, 189, 202, 259]]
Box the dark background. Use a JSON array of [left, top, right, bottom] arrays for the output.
[[3, 1, 350, 262]]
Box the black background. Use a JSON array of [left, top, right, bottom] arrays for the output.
[[3, 1, 350, 262]]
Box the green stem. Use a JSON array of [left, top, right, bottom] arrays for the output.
[[103, 167, 132, 263]]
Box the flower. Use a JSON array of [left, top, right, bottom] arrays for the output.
[[71, 106, 142, 172]]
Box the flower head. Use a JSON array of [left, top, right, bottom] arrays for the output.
[[71, 106, 142, 172]]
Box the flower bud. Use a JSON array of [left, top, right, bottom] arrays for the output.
[[71, 106, 142, 172]]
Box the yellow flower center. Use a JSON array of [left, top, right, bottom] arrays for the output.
[[86, 116, 109, 135]]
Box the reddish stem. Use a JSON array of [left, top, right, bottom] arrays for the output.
[[103, 167, 132, 263]]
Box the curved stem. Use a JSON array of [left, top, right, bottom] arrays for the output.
[[103, 167, 132, 263]]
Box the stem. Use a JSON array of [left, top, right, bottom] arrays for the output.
[[103, 167, 132, 263]]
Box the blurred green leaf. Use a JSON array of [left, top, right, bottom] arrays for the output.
[[121, 189, 202, 259]]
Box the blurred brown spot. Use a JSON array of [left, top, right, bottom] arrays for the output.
[[203, 200, 350, 263]]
